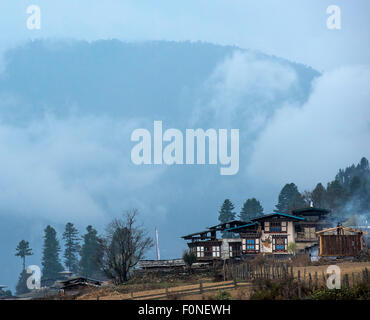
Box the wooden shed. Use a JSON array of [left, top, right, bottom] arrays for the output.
[[316, 225, 367, 257]]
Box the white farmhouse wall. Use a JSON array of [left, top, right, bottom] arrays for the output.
[[220, 238, 241, 260], [259, 221, 295, 254]]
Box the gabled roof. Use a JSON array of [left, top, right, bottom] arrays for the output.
[[252, 212, 305, 221], [60, 277, 102, 288], [316, 225, 368, 235], [292, 207, 330, 216], [207, 220, 248, 230], [224, 222, 258, 232], [181, 230, 215, 239]]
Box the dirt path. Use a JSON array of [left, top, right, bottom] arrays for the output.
[[293, 261, 370, 277]]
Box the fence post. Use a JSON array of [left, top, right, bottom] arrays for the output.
[[130, 291, 134, 299], [199, 280, 203, 294], [308, 273, 312, 290], [363, 268, 369, 282], [314, 272, 318, 289], [234, 277, 237, 288], [352, 273, 355, 287], [344, 274, 349, 288], [297, 270, 302, 299]]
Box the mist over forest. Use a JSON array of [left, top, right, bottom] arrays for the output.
[[0, 40, 369, 291]]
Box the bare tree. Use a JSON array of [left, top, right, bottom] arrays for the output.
[[100, 209, 153, 284]]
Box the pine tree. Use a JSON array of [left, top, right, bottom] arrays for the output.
[[62, 223, 80, 274], [326, 179, 347, 211], [15, 270, 30, 295], [41, 225, 64, 280], [239, 198, 264, 221], [275, 183, 305, 213], [359, 157, 369, 171], [311, 183, 327, 208], [15, 240, 33, 271], [80, 226, 103, 278], [218, 199, 236, 238], [218, 199, 236, 223]]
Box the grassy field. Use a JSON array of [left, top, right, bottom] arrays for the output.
[[76, 261, 370, 300]]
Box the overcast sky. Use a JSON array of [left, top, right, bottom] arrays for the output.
[[0, 1, 369, 290], [0, 0, 369, 71]]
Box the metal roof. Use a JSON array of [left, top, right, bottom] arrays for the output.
[[292, 207, 330, 215], [252, 212, 305, 221], [207, 220, 248, 230], [181, 230, 213, 239], [224, 222, 258, 232]]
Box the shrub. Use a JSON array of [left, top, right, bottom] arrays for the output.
[[311, 282, 370, 300], [250, 276, 311, 300], [183, 250, 197, 270], [214, 290, 231, 300]]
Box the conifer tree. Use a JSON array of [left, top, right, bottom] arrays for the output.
[[41, 225, 64, 280], [218, 199, 236, 238], [311, 183, 327, 208], [15, 240, 33, 295], [218, 199, 236, 223], [80, 226, 103, 278], [62, 223, 80, 274], [275, 183, 305, 213], [15, 270, 30, 295], [15, 240, 33, 271], [239, 198, 264, 221]]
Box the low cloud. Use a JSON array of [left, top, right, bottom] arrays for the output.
[[193, 51, 298, 129], [0, 113, 165, 222], [247, 65, 370, 193]]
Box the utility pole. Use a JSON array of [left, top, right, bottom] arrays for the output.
[[155, 228, 160, 260]]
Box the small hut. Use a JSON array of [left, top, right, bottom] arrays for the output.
[[316, 225, 367, 257]]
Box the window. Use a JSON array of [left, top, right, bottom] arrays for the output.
[[196, 246, 204, 257], [270, 222, 281, 232], [212, 246, 220, 257], [272, 236, 287, 252], [267, 221, 287, 233], [265, 222, 270, 232], [242, 238, 260, 252], [229, 243, 242, 257], [304, 227, 316, 240], [242, 239, 246, 252], [246, 239, 255, 250]]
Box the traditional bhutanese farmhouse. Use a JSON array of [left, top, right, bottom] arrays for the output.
[[291, 207, 331, 251], [181, 221, 246, 260], [226, 213, 304, 256], [316, 225, 368, 257], [182, 207, 332, 261]]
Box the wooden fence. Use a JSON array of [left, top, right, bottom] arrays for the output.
[[116, 265, 369, 300], [224, 262, 294, 281], [125, 280, 251, 300]]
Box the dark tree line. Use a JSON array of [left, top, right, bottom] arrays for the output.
[[14, 210, 153, 292], [308, 157, 370, 221], [218, 157, 370, 228], [15, 223, 103, 294]]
